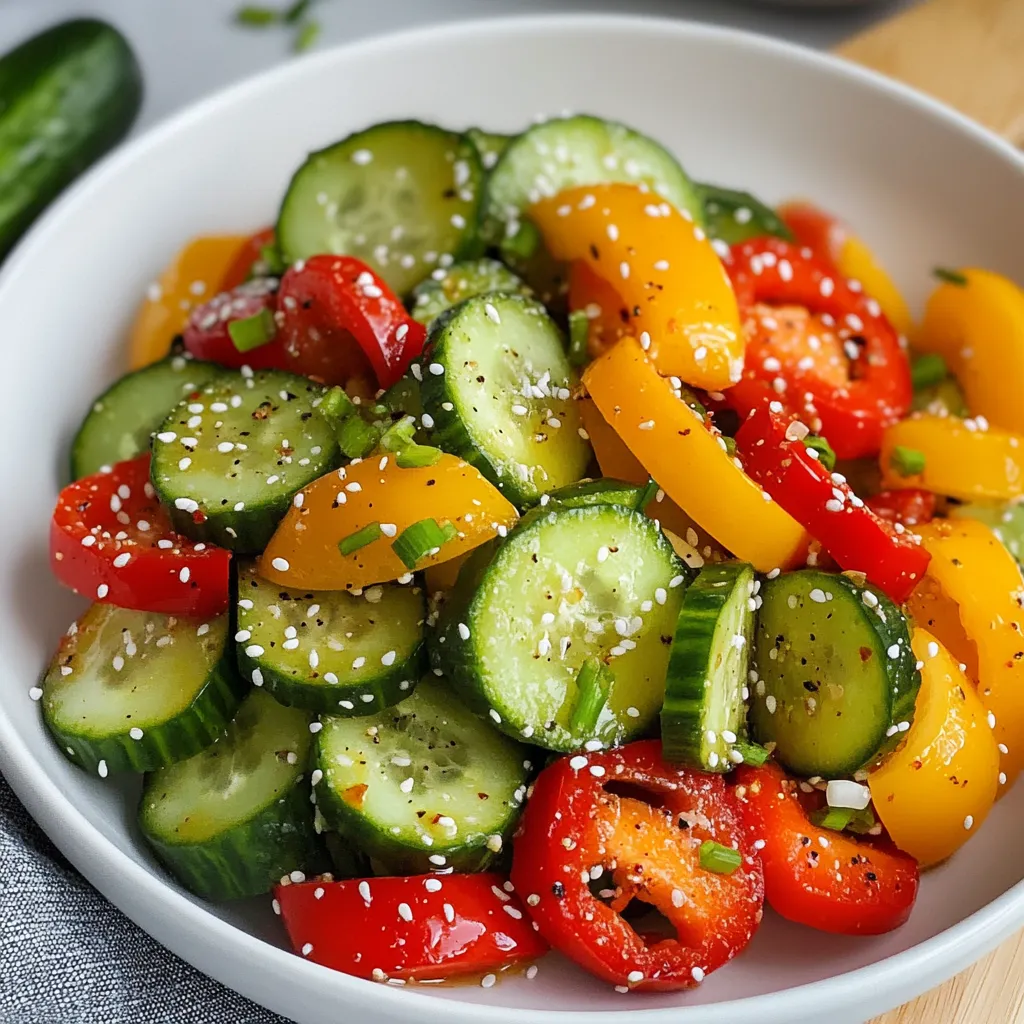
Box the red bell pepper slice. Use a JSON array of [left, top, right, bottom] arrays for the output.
[[865, 488, 937, 528], [50, 455, 230, 619], [736, 405, 929, 603], [733, 763, 919, 936], [510, 740, 763, 992], [182, 279, 285, 370], [725, 238, 912, 460], [274, 873, 546, 982], [277, 255, 425, 389], [219, 226, 276, 291]]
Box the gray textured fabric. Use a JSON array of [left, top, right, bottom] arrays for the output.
[[0, 773, 287, 1024]]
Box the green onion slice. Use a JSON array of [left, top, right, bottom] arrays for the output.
[[933, 267, 968, 287], [910, 352, 949, 391], [802, 434, 836, 472], [568, 310, 590, 368], [810, 806, 855, 832], [732, 741, 770, 766], [338, 522, 382, 557], [568, 657, 612, 735], [698, 840, 742, 875], [889, 445, 926, 478], [636, 478, 660, 512], [392, 518, 454, 570], [396, 444, 444, 469], [227, 307, 277, 352], [337, 416, 380, 460]]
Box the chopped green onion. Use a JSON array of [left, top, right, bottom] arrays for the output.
[[227, 307, 277, 352], [258, 243, 286, 276], [293, 19, 321, 52], [379, 416, 417, 453], [319, 385, 355, 423], [679, 384, 707, 419], [379, 376, 421, 414], [732, 741, 770, 766], [910, 352, 948, 391], [721, 434, 737, 457], [568, 310, 590, 367], [635, 478, 660, 512], [396, 444, 444, 469], [845, 804, 878, 835], [337, 416, 380, 459], [803, 434, 836, 472], [698, 840, 742, 875], [810, 806, 855, 832], [568, 657, 612, 735], [439, 521, 459, 543], [890, 445, 926, 478], [934, 267, 968, 287], [392, 518, 452, 570], [234, 5, 280, 26], [284, 0, 312, 22], [338, 522, 382, 557], [502, 219, 541, 262]]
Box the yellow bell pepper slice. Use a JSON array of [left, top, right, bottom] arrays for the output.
[[423, 552, 469, 595], [128, 234, 251, 369], [916, 269, 1024, 434], [583, 336, 808, 571], [905, 576, 979, 683], [531, 183, 744, 391], [259, 453, 518, 591], [915, 518, 1024, 785], [880, 414, 1024, 501], [869, 629, 999, 867]]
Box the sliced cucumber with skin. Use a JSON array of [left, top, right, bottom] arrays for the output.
[[277, 120, 485, 296], [315, 676, 529, 874], [698, 183, 794, 246], [236, 561, 426, 715], [543, 477, 646, 511], [951, 501, 1024, 562], [432, 503, 688, 751], [410, 257, 530, 326], [139, 688, 325, 900], [750, 570, 920, 778], [421, 292, 590, 505], [466, 127, 511, 171], [661, 562, 755, 771], [150, 369, 340, 553], [41, 604, 246, 774], [71, 355, 221, 480], [482, 115, 703, 249]]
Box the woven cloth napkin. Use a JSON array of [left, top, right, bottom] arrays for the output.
[[0, 773, 287, 1024]]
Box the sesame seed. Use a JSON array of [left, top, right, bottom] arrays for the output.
[[398, 902, 413, 922], [97, 760, 108, 778], [627, 970, 644, 984], [458, 622, 471, 640], [569, 755, 588, 770], [271, 557, 290, 572], [359, 880, 372, 904], [691, 966, 705, 983], [428, 362, 445, 375], [400, 777, 414, 793], [96, 584, 109, 599], [28, 686, 43, 701], [480, 974, 496, 989], [964, 815, 974, 830]]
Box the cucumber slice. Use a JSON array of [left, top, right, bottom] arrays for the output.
[[951, 501, 1024, 562], [277, 120, 485, 296], [432, 503, 688, 751], [150, 369, 340, 552], [315, 675, 528, 874], [911, 376, 969, 417], [236, 561, 426, 715], [482, 115, 702, 249], [71, 355, 221, 480], [421, 292, 590, 505], [139, 688, 325, 900], [41, 604, 245, 774], [661, 562, 755, 771], [410, 257, 530, 325], [750, 570, 920, 778], [466, 127, 511, 171], [544, 477, 646, 511], [698, 183, 794, 246]]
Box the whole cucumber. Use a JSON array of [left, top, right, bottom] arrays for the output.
[[0, 19, 143, 259]]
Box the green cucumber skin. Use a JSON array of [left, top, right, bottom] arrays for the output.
[[698, 183, 794, 246], [750, 570, 920, 777], [542, 477, 645, 511], [465, 128, 511, 171], [140, 780, 327, 900], [661, 562, 754, 771], [238, 647, 424, 716], [45, 655, 249, 775], [410, 257, 529, 326], [0, 19, 142, 259]]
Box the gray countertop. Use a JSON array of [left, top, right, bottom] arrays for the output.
[[0, 0, 919, 133]]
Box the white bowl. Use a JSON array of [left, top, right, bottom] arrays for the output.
[[2, 13, 1024, 1024]]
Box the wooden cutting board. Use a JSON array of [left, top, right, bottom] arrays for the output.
[[836, 2, 1024, 1020]]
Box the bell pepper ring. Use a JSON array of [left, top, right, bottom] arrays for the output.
[[274, 873, 547, 982], [733, 762, 918, 936], [726, 237, 912, 460], [583, 337, 808, 572], [50, 454, 231, 619], [258, 452, 518, 592], [510, 740, 764, 992], [735, 404, 930, 604], [531, 182, 745, 391], [869, 629, 1000, 867], [905, 575, 980, 683]]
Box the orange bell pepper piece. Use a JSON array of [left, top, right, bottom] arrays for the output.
[[905, 576, 979, 683], [869, 629, 999, 867], [914, 518, 1024, 786], [128, 234, 253, 369], [915, 269, 1024, 435], [259, 453, 518, 591], [532, 183, 744, 391], [880, 414, 1024, 501], [568, 261, 628, 360], [583, 336, 808, 571]]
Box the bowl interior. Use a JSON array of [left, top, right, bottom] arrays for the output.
[[2, 14, 1024, 1024]]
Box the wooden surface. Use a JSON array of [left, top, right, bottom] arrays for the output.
[[838, 1, 1024, 1020]]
